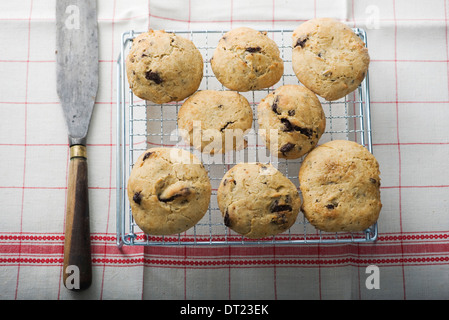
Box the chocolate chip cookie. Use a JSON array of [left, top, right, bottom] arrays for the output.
[[292, 18, 370, 101], [126, 30, 203, 104], [127, 147, 211, 235], [211, 27, 284, 91], [257, 84, 326, 159], [177, 90, 253, 154], [299, 140, 382, 232], [217, 163, 301, 239]]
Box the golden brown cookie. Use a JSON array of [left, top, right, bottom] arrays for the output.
[[292, 18, 370, 101], [298, 140, 382, 232], [257, 84, 326, 159], [217, 163, 301, 239], [211, 27, 284, 91], [126, 30, 203, 104], [127, 147, 211, 235], [177, 90, 253, 154]]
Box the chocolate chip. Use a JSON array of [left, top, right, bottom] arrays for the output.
[[280, 143, 295, 154], [288, 110, 295, 116], [270, 200, 293, 213], [296, 127, 314, 138], [224, 178, 236, 186], [224, 209, 231, 227], [273, 205, 292, 212], [271, 96, 280, 115], [325, 204, 335, 210], [133, 191, 142, 205], [142, 151, 153, 161], [280, 119, 313, 137], [295, 37, 308, 48], [271, 212, 289, 226], [281, 118, 303, 133], [370, 178, 377, 184], [220, 121, 235, 132], [158, 187, 191, 203], [145, 70, 163, 84], [281, 118, 294, 132], [246, 46, 261, 53]]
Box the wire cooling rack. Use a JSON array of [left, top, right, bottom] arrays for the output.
[[116, 28, 376, 248]]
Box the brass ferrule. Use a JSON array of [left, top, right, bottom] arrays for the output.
[[70, 145, 87, 159]]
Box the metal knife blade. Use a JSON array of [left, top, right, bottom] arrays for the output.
[[56, 0, 98, 291], [56, 0, 98, 146]]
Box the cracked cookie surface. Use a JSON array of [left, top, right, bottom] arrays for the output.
[[299, 140, 382, 232], [257, 84, 326, 159], [292, 18, 370, 101], [177, 90, 253, 154], [126, 30, 203, 104], [127, 147, 211, 235], [211, 27, 284, 91], [217, 163, 301, 239]]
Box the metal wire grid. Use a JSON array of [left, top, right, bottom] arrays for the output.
[[116, 28, 377, 247]]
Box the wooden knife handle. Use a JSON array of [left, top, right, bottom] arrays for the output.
[[63, 145, 92, 290]]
